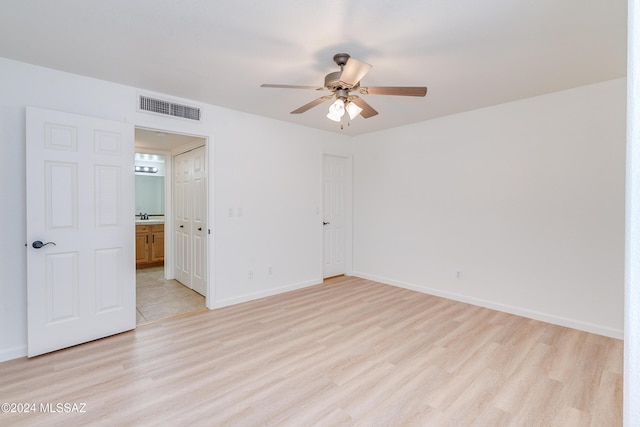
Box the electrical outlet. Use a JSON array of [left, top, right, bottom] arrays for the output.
[[248, 270, 253, 279], [456, 271, 462, 279], [268, 267, 272, 275]]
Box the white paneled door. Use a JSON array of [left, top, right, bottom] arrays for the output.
[[174, 151, 192, 286], [190, 147, 207, 296], [174, 146, 207, 296], [323, 154, 347, 278], [26, 107, 135, 357]]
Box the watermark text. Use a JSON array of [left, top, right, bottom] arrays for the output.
[[1, 402, 87, 414]]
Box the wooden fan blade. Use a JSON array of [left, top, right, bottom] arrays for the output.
[[290, 95, 333, 114], [350, 97, 379, 118], [261, 84, 325, 91], [359, 86, 427, 97], [339, 58, 372, 88]]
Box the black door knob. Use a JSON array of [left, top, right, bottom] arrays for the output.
[[32, 240, 56, 249]]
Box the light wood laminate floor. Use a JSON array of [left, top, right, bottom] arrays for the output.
[[136, 266, 206, 325], [0, 276, 622, 426]]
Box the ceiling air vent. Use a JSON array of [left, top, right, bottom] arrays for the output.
[[138, 95, 201, 121]]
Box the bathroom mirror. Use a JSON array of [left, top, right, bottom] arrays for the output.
[[135, 175, 165, 215]]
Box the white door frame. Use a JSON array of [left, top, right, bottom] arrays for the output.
[[321, 152, 353, 278], [134, 126, 213, 309]]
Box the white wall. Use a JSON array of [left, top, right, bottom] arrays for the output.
[[210, 107, 346, 305], [352, 78, 626, 338], [0, 57, 350, 361]]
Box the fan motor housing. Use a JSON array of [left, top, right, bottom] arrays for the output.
[[324, 71, 343, 90], [325, 53, 361, 91], [324, 72, 359, 92]]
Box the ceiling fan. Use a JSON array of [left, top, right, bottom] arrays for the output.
[[261, 53, 427, 124]]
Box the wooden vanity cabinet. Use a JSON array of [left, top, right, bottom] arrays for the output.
[[136, 224, 164, 268]]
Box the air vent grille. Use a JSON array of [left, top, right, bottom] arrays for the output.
[[139, 95, 201, 121]]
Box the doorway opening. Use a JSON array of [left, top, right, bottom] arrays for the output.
[[134, 128, 209, 325]]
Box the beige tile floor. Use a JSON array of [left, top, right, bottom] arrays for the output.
[[136, 266, 206, 325]]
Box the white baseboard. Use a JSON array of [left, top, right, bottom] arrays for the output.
[[352, 271, 623, 340], [0, 345, 27, 363], [212, 277, 323, 309]]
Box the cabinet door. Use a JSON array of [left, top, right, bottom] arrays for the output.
[[135, 226, 149, 267], [150, 224, 164, 262]]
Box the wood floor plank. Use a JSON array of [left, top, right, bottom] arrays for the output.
[[0, 276, 622, 426]]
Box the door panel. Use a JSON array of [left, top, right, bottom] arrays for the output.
[[173, 146, 207, 296], [95, 165, 120, 226], [26, 107, 135, 357], [46, 162, 77, 228], [191, 146, 207, 296], [323, 155, 347, 278], [174, 153, 191, 285], [46, 252, 79, 323], [95, 248, 123, 312]]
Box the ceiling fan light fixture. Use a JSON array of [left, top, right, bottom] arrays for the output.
[[261, 53, 426, 124], [327, 98, 345, 122], [346, 101, 363, 120], [326, 111, 342, 122]]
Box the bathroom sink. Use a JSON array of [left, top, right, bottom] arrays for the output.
[[136, 218, 164, 224]]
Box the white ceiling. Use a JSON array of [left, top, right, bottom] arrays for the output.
[[135, 128, 205, 152], [0, 1, 627, 136]]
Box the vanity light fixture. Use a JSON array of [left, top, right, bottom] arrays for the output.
[[135, 166, 158, 174]]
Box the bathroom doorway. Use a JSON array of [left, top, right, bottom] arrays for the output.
[[135, 266, 205, 324], [134, 128, 208, 325]]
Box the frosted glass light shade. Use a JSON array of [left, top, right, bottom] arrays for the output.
[[346, 101, 363, 120], [327, 99, 345, 122]]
